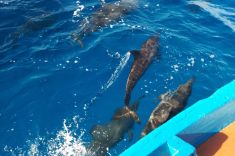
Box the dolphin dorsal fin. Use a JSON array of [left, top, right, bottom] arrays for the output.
[[129, 50, 141, 60]]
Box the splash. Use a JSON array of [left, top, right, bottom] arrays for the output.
[[189, 1, 235, 32], [102, 52, 131, 91], [3, 117, 88, 156], [47, 119, 87, 156]]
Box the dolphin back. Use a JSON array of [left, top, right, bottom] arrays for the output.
[[90, 124, 112, 142], [125, 36, 159, 106], [88, 124, 112, 155], [141, 77, 194, 138]]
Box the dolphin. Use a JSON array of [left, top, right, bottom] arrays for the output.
[[124, 36, 159, 106], [141, 77, 194, 138], [71, 0, 137, 47], [87, 98, 142, 156], [9, 12, 57, 42]]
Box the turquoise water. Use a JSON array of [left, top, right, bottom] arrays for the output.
[[0, 0, 235, 155]]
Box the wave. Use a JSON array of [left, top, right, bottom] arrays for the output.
[[189, 1, 235, 32]]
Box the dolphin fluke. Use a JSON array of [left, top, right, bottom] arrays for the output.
[[129, 95, 144, 124], [115, 96, 143, 124], [129, 109, 141, 124], [112, 105, 141, 124]]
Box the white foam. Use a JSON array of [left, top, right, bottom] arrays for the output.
[[102, 52, 131, 91], [28, 144, 39, 156], [48, 119, 87, 156], [4, 117, 87, 156], [73, 1, 85, 17], [209, 54, 215, 58], [189, 1, 235, 32], [172, 64, 179, 72], [187, 57, 195, 67], [144, 4, 149, 8]]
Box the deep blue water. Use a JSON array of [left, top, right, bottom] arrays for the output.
[[0, 0, 235, 155]]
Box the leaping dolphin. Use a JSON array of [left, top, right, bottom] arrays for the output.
[[124, 36, 159, 106], [87, 97, 142, 156], [141, 77, 194, 138]]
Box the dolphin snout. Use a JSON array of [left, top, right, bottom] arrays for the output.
[[149, 35, 160, 48], [187, 76, 195, 86]]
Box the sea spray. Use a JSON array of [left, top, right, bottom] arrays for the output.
[[47, 119, 87, 156], [3, 117, 88, 156], [189, 1, 235, 32]]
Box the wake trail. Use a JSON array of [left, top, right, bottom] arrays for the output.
[[102, 52, 131, 91], [189, 1, 235, 32], [83, 52, 131, 109]]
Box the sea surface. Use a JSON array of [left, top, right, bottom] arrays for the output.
[[0, 0, 235, 155]]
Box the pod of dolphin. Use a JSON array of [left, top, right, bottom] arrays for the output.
[[87, 35, 194, 155], [74, 1, 195, 156], [8, 0, 195, 155]]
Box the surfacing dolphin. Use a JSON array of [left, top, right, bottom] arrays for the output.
[[124, 36, 159, 106], [71, 0, 137, 47], [87, 97, 142, 156], [141, 77, 194, 138]]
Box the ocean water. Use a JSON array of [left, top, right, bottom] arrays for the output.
[[0, 0, 235, 155]]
